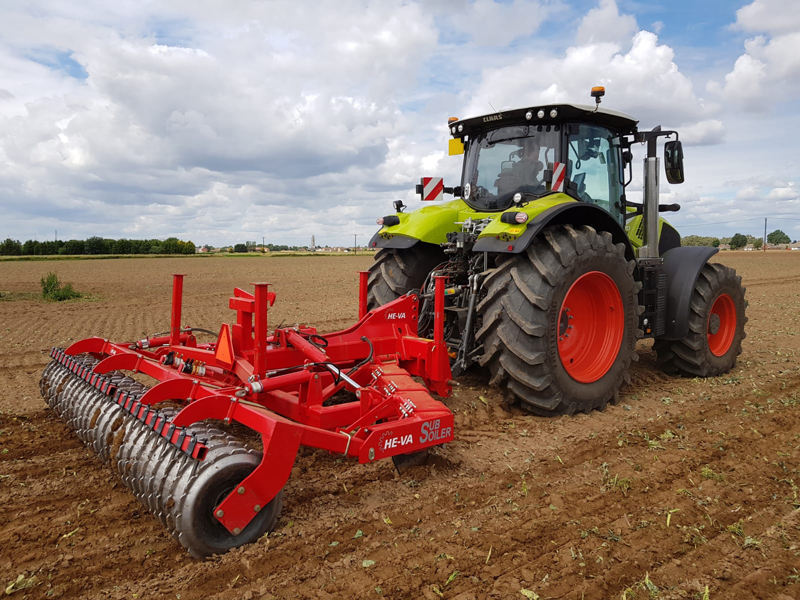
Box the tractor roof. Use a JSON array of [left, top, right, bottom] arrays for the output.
[[450, 104, 639, 138]]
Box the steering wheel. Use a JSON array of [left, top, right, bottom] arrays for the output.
[[476, 185, 491, 199]]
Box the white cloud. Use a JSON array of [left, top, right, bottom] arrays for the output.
[[0, 0, 797, 246], [463, 29, 714, 130], [0, 0, 450, 245], [767, 183, 798, 201], [717, 1, 800, 111], [449, 0, 555, 46], [679, 119, 725, 146], [576, 0, 637, 46], [734, 0, 800, 35]]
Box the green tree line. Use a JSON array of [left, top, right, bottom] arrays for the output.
[[0, 236, 196, 256], [226, 243, 303, 252], [682, 229, 792, 250]]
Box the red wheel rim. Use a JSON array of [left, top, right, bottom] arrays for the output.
[[708, 293, 736, 356], [558, 271, 625, 383]]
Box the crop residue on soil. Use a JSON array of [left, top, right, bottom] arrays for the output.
[[1, 253, 800, 599]]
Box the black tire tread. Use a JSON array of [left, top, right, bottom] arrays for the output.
[[654, 263, 747, 377], [476, 224, 639, 416], [367, 243, 446, 308]]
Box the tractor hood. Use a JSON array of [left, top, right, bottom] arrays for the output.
[[369, 195, 578, 251]]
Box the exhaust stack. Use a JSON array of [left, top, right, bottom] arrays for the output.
[[640, 127, 662, 259]]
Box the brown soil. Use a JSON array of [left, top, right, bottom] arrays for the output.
[[1, 253, 799, 600]]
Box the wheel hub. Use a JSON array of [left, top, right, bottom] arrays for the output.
[[558, 308, 570, 337], [708, 293, 737, 357], [708, 313, 721, 335], [557, 271, 624, 384]]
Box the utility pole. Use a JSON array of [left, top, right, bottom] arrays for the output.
[[764, 218, 767, 252], [354, 234, 357, 255]]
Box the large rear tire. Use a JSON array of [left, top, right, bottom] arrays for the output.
[[367, 243, 446, 309], [476, 225, 640, 415], [654, 263, 746, 377]]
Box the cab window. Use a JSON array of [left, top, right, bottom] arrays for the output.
[[567, 124, 623, 223]]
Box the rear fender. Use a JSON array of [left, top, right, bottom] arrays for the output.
[[473, 203, 636, 262], [660, 246, 719, 340]]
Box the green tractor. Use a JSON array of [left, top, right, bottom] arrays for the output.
[[367, 88, 747, 415]]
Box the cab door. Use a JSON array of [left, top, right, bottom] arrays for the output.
[[566, 124, 624, 224]]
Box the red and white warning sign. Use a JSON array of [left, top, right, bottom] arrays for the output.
[[420, 177, 444, 202], [551, 162, 566, 192]]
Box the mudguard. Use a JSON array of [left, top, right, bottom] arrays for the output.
[[473, 202, 636, 261], [369, 199, 465, 250], [660, 246, 719, 340], [368, 232, 418, 249]]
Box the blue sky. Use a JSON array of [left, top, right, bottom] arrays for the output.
[[0, 0, 798, 246]]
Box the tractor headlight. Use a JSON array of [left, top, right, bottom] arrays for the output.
[[537, 109, 545, 119], [525, 111, 533, 120], [549, 108, 558, 118], [515, 212, 528, 223], [464, 183, 471, 199], [457, 124, 463, 133], [378, 215, 400, 227]]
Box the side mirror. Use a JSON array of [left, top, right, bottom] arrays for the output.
[[664, 140, 684, 184]]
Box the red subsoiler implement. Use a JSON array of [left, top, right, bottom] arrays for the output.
[[40, 273, 454, 557]]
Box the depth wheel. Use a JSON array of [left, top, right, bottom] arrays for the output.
[[654, 262, 747, 377], [174, 442, 284, 559], [367, 243, 446, 309], [476, 224, 640, 415]]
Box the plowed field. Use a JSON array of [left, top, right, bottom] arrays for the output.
[[1, 253, 799, 600]]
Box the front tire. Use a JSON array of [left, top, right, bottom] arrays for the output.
[[476, 225, 640, 415], [367, 243, 445, 309], [654, 263, 746, 377]]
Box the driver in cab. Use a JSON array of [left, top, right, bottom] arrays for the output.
[[496, 137, 544, 195]]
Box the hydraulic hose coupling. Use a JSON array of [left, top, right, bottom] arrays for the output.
[[161, 354, 206, 377]]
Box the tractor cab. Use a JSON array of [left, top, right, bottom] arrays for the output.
[[450, 98, 639, 224]]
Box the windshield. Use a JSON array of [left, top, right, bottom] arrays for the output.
[[462, 125, 561, 211]]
